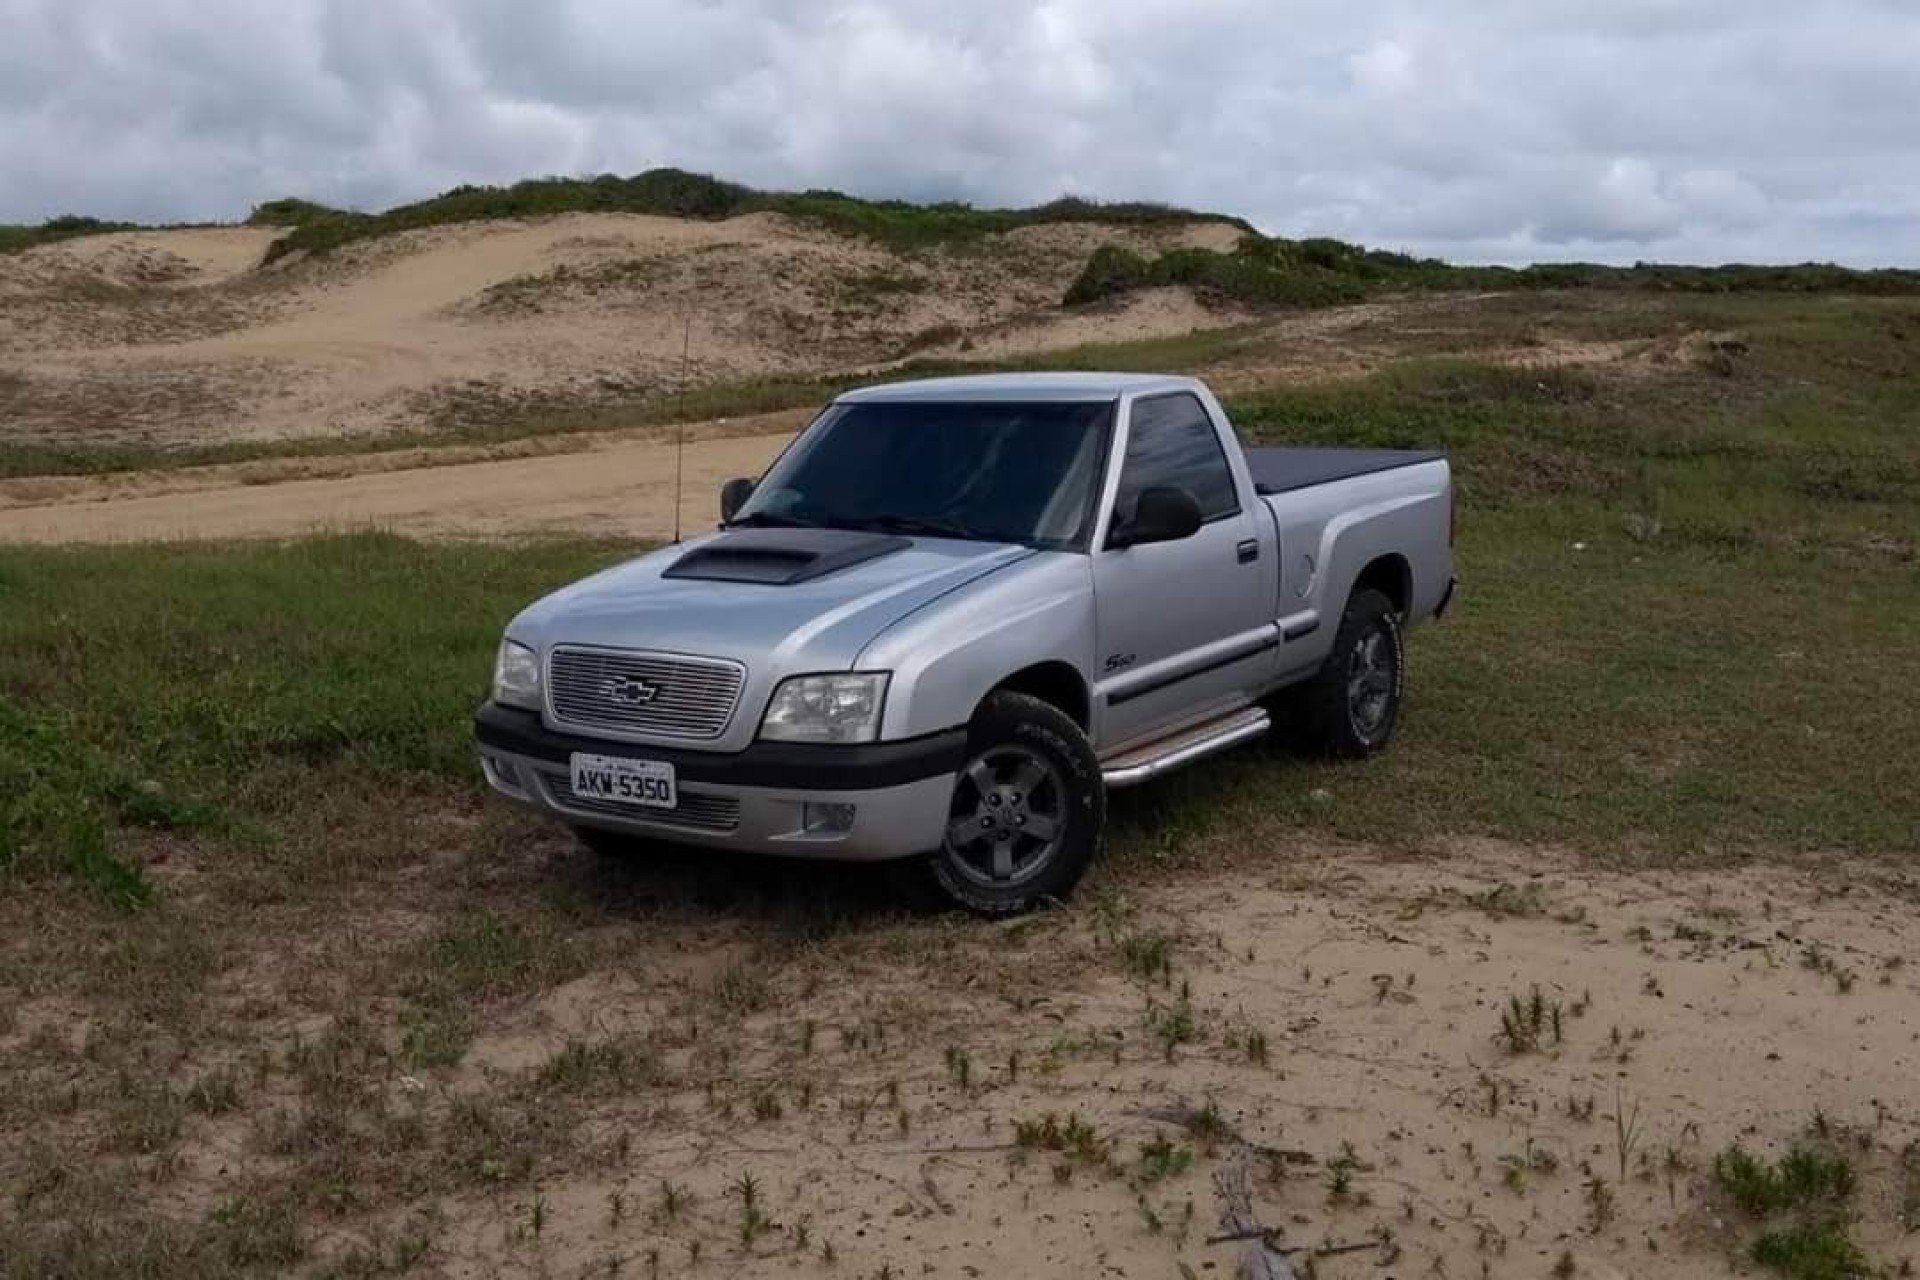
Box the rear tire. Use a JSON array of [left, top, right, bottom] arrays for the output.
[[1283, 588, 1404, 758], [916, 691, 1105, 916]]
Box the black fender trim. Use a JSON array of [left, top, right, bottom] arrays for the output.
[[473, 703, 968, 790]]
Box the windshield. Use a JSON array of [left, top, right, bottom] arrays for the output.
[[731, 399, 1114, 551]]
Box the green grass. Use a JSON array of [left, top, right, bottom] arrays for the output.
[[2, 1193, 304, 1279], [1064, 235, 1920, 311], [534, 1035, 668, 1094], [1718, 1140, 1875, 1280], [1014, 1112, 1110, 1167], [3, 300, 1917, 909], [254, 168, 1248, 263], [0, 215, 144, 256], [1716, 1145, 1858, 1217], [0, 534, 620, 904], [1, 171, 1244, 262], [1751, 1223, 1872, 1280], [1065, 242, 1372, 308], [0, 699, 218, 908], [1137, 1137, 1194, 1183], [1111, 300, 1920, 864]]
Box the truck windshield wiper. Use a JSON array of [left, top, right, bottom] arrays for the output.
[[843, 514, 1001, 542], [724, 511, 820, 530]]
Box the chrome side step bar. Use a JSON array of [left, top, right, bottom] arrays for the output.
[[1101, 706, 1271, 790]]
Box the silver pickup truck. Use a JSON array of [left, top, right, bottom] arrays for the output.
[[476, 373, 1454, 912]]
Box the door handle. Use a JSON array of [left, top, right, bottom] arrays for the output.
[[1236, 539, 1259, 564]]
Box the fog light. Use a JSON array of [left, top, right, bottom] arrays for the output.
[[482, 755, 525, 794], [802, 803, 857, 835]]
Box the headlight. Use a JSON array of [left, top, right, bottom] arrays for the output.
[[492, 639, 542, 710], [759, 673, 890, 744]]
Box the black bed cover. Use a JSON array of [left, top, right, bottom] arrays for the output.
[[1244, 446, 1445, 496]]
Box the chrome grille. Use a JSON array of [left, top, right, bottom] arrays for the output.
[[546, 647, 745, 741], [536, 770, 741, 833]]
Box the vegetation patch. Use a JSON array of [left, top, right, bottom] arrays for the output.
[[1713, 1142, 1872, 1280], [0, 699, 218, 908], [1750, 1222, 1872, 1280], [1136, 1136, 1194, 1183], [1494, 986, 1564, 1054], [534, 1034, 669, 1095], [0, 533, 620, 911], [397, 910, 588, 1066], [1, 1191, 305, 1278], [1064, 235, 1920, 311], [244, 197, 345, 229], [1113, 300, 1920, 862], [0, 214, 144, 256], [1715, 1145, 1857, 1216], [1015, 1112, 1111, 1168], [1064, 241, 1371, 309], [252, 168, 1248, 263]]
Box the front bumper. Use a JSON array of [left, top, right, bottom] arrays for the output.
[[473, 703, 965, 862]]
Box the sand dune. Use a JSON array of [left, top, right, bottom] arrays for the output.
[[0, 213, 1247, 450]]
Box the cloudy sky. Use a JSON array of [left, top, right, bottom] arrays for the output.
[[4, 0, 1916, 265]]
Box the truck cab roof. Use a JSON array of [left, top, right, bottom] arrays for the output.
[[835, 372, 1204, 404]]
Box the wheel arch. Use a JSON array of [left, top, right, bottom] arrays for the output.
[[985, 661, 1092, 731], [1350, 552, 1412, 617]]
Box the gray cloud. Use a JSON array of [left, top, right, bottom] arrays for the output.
[[1, 0, 1914, 265]]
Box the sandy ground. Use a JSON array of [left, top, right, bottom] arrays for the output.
[[0, 213, 1250, 451], [365, 840, 1920, 1278], [0, 292, 1670, 546], [0, 213, 1687, 548], [0, 422, 797, 543], [11, 832, 1912, 1277]]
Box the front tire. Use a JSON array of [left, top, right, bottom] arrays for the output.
[[1286, 588, 1405, 758], [921, 692, 1105, 915]]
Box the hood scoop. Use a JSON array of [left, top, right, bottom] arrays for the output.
[[662, 528, 913, 585]]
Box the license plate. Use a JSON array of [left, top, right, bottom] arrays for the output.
[[569, 754, 677, 810]]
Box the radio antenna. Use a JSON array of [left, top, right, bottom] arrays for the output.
[[672, 314, 691, 544]]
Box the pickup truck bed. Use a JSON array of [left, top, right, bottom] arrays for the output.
[[1246, 446, 1446, 495]]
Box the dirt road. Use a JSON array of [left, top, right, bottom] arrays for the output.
[[0, 421, 797, 544], [0, 294, 1667, 546]]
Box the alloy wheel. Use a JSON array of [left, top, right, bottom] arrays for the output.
[[942, 745, 1067, 888]]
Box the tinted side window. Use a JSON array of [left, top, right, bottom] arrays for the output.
[[1114, 393, 1239, 525]]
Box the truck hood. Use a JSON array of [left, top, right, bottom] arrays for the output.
[[508, 529, 1036, 674]]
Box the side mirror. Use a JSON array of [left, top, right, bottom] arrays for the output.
[[1111, 486, 1204, 548], [719, 477, 756, 523]]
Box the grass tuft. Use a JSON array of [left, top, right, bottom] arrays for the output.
[[1495, 986, 1564, 1054], [710, 960, 774, 1017], [1119, 929, 1175, 985], [1715, 1144, 1857, 1216], [1750, 1222, 1872, 1280], [1138, 1137, 1194, 1183], [1015, 1112, 1110, 1168], [535, 1035, 668, 1094]]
